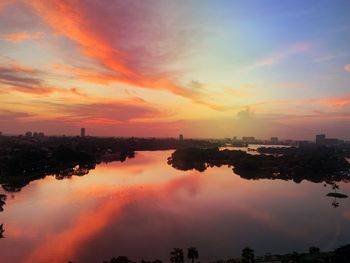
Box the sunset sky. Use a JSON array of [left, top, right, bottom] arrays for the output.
[[0, 0, 350, 139]]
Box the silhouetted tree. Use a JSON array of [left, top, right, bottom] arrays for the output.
[[290, 251, 300, 263], [141, 260, 162, 263], [242, 247, 254, 263], [103, 256, 135, 263], [187, 247, 199, 263], [170, 248, 184, 263], [333, 244, 350, 263], [309, 246, 320, 256], [0, 223, 4, 239], [141, 259, 163, 263]]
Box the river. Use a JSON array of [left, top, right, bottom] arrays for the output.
[[0, 150, 349, 262]]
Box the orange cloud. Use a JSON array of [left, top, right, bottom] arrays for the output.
[[4, 31, 43, 43], [54, 63, 119, 85], [11, 64, 34, 72]]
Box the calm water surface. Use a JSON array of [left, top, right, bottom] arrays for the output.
[[0, 150, 349, 263]]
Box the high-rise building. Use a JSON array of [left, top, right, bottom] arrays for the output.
[[25, 131, 32, 137], [270, 137, 279, 143], [81, 128, 86, 137], [315, 134, 339, 146], [179, 134, 184, 140]]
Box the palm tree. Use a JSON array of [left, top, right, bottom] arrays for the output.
[[170, 248, 184, 263], [242, 247, 254, 263], [187, 247, 199, 263]]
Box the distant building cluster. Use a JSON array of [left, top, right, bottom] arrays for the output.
[[270, 137, 278, 143], [230, 136, 282, 145], [242, 136, 256, 143], [227, 133, 345, 147], [25, 131, 45, 138], [315, 134, 339, 146], [1, 128, 89, 138]]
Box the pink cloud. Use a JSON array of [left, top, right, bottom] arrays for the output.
[[6, 98, 167, 124], [0, 65, 66, 95], [345, 64, 350, 72], [27, 1, 223, 110], [254, 41, 312, 67], [62, 101, 165, 123], [315, 95, 350, 108], [0, 0, 12, 10]]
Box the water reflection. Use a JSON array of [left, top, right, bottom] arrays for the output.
[[0, 224, 4, 239], [0, 151, 349, 263], [0, 150, 134, 193], [0, 194, 6, 212], [168, 147, 350, 208], [0, 194, 5, 239], [324, 183, 349, 208]]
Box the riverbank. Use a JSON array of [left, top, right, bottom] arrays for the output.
[[81, 244, 350, 263]]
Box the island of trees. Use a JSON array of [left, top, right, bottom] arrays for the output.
[[167, 145, 350, 185]]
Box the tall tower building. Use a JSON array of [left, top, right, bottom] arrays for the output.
[[81, 128, 86, 137]]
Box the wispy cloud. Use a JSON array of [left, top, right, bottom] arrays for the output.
[[0, 65, 87, 96], [310, 54, 339, 64], [316, 95, 350, 108], [253, 42, 312, 67], [0, 65, 52, 94], [27, 1, 225, 110], [3, 31, 43, 43], [237, 107, 254, 120], [0, 109, 34, 122], [61, 101, 164, 124], [33, 98, 167, 124]]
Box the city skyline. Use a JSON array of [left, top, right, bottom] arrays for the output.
[[1, 1, 350, 139], [4, 128, 347, 145]]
